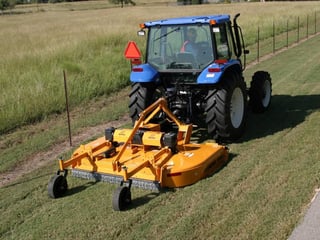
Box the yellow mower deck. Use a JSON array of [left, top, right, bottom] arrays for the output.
[[48, 98, 229, 210], [68, 136, 227, 189]]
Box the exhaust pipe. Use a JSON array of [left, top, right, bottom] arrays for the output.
[[233, 13, 242, 58]]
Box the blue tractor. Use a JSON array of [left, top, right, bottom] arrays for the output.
[[128, 14, 272, 141]]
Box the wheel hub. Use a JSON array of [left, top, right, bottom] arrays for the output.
[[262, 80, 271, 107], [230, 87, 244, 128]]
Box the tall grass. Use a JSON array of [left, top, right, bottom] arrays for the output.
[[0, 9, 138, 133], [0, 35, 130, 132], [1, 2, 320, 134]]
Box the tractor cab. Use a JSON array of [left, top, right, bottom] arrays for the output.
[[138, 15, 245, 72]]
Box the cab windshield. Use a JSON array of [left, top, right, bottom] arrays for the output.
[[146, 24, 214, 71]]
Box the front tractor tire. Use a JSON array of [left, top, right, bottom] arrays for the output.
[[249, 71, 272, 113], [205, 72, 247, 142]]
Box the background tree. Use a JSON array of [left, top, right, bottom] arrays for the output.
[[109, 0, 136, 8], [0, 0, 15, 12], [177, 0, 205, 5]]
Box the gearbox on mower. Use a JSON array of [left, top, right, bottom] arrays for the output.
[[127, 14, 272, 142], [48, 98, 229, 211]]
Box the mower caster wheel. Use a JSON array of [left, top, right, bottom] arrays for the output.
[[112, 186, 132, 211], [48, 174, 68, 199]]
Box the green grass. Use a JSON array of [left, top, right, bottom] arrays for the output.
[[1, 3, 320, 237], [1, 33, 320, 240]]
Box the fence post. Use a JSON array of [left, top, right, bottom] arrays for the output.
[[286, 19, 289, 48], [307, 15, 309, 38], [315, 11, 317, 34], [297, 16, 300, 43], [257, 26, 260, 62], [63, 70, 72, 147], [273, 21, 275, 53]]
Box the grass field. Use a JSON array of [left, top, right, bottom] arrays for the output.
[[1, 24, 320, 240], [1, 1, 320, 134], [1, 2, 320, 239]]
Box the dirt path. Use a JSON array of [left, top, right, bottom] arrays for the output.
[[1, 32, 319, 188]]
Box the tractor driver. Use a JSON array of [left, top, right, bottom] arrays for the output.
[[180, 28, 198, 56]]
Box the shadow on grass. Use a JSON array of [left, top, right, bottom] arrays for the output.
[[127, 191, 162, 210], [65, 181, 99, 197], [192, 94, 320, 143], [243, 94, 320, 141]]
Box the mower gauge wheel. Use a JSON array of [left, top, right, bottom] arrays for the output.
[[48, 175, 68, 199], [112, 186, 132, 211]]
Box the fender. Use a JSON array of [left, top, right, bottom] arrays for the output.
[[130, 64, 159, 83], [197, 59, 241, 84]]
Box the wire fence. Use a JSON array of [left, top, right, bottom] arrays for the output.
[[246, 11, 320, 63]]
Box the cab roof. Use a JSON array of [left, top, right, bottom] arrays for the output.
[[144, 15, 230, 27]]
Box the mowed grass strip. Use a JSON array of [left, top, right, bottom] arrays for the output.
[[1, 34, 320, 240]]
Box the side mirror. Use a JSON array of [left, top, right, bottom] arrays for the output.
[[137, 30, 146, 36]]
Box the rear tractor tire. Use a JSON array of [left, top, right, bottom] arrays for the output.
[[249, 71, 272, 113], [129, 82, 163, 123], [205, 72, 247, 141]]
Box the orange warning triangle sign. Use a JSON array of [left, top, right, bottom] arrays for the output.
[[124, 41, 141, 59]]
